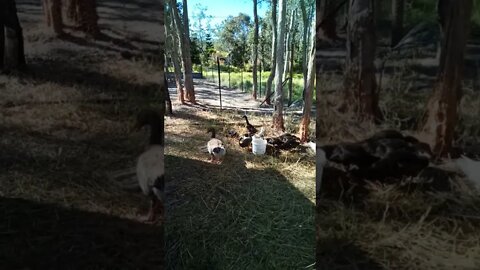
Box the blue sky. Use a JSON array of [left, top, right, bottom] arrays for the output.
[[187, 0, 269, 28]]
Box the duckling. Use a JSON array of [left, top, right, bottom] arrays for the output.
[[207, 127, 226, 163], [133, 109, 165, 224], [239, 134, 252, 148], [243, 115, 257, 136]]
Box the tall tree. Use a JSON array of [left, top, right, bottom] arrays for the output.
[[272, 0, 287, 131], [217, 14, 251, 68], [166, 7, 185, 103], [391, 0, 404, 46], [265, 0, 277, 105], [252, 0, 259, 100], [420, 0, 472, 157], [342, 0, 381, 122], [170, 0, 195, 103], [283, 9, 295, 82], [159, 0, 167, 136], [76, 0, 99, 37], [299, 19, 315, 143], [43, 0, 99, 37], [42, 0, 63, 35], [1, 0, 26, 71], [300, 0, 309, 92]]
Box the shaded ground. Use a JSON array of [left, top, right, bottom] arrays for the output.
[[164, 107, 316, 269], [1, 0, 164, 269], [316, 35, 480, 269]]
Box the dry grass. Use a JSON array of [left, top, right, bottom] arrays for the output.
[[164, 106, 316, 269], [316, 66, 480, 269], [0, 4, 165, 266]]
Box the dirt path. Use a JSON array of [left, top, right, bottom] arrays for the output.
[[169, 79, 262, 108]]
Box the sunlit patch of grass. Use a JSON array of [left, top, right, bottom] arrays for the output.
[[165, 107, 315, 269]]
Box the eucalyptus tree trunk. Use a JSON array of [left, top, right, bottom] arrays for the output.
[[272, 0, 287, 131], [265, 0, 277, 105], [1, 0, 26, 71], [342, 0, 381, 122], [166, 10, 185, 104], [170, 0, 195, 103], [300, 0, 308, 91], [283, 10, 295, 82], [159, 0, 167, 128], [299, 20, 315, 143], [391, 0, 405, 46], [42, 0, 63, 35], [420, 0, 472, 157], [252, 0, 259, 100]]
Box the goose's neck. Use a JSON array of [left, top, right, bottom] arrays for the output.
[[244, 117, 250, 126], [210, 130, 216, 138], [149, 123, 163, 145]]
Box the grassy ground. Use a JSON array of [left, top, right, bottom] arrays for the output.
[[316, 44, 480, 269], [164, 106, 316, 269], [201, 69, 306, 103], [1, 0, 166, 269]]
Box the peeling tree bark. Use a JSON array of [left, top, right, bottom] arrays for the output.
[[342, 0, 381, 122], [272, 0, 287, 131], [299, 20, 316, 143], [265, 0, 277, 105], [420, 0, 472, 157], [42, 0, 63, 36], [252, 0, 259, 100], [170, 0, 195, 104], [166, 10, 185, 104]]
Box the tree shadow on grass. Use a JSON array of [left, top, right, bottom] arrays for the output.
[[21, 58, 159, 100], [164, 153, 315, 270], [0, 197, 164, 270]]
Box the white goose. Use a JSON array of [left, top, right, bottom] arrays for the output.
[[133, 109, 165, 223]]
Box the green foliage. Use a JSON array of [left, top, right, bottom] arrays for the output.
[[203, 70, 309, 102], [216, 13, 253, 68]]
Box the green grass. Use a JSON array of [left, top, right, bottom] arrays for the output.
[[201, 69, 306, 103], [165, 109, 315, 269]]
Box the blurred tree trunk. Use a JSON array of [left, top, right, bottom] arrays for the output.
[[170, 0, 195, 103], [76, 0, 99, 37], [272, 0, 287, 131], [165, 74, 173, 115], [299, 20, 316, 143], [159, 0, 167, 120], [317, 0, 345, 43], [342, 0, 381, 122], [391, 0, 404, 46], [420, 0, 472, 157], [252, 0, 259, 100], [265, 0, 277, 105], [0, 24, 4, 70], [42, 0, 63, 35], [64, 0, 80, 26], [316, 0, 321, 144], [1, 0, 26, 71]]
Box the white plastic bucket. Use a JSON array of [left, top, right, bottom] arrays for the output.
[[252, 136, 267, 155]]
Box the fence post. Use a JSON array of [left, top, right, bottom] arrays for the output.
[[217, 57, 222, 110]]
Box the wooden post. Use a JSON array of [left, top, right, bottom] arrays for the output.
[[217, 57, 222, 109], [241, 69, 244, 92]]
